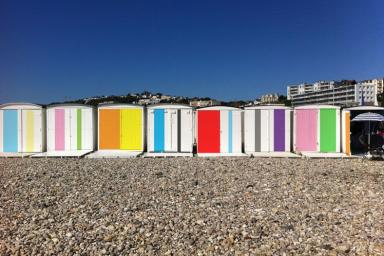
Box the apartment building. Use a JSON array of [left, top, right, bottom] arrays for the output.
[[361, 78, 383, 94], [287, 81, 336, 100], [290, 83, 377, 106]]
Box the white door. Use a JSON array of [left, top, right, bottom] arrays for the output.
[[17, 110, 22, 152], [164, 109, 178, 152], [260, 109, 270, 152], [244, 110, 255, 152], [0, 110, 3, 152], [64, 109, 71, 150], [47, 109, 55, 151], [69, 108, 78, 150], [180, 109, 193, 153], [268, 109, 274, 152], [82, 108, 93, 150], [232, 111, 242, 153], [285, 110, 291, 152], [220, 110, 229, 153], [147, 110, 155, 152]]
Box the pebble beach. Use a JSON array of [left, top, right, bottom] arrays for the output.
[[1, 158, 383, 255]]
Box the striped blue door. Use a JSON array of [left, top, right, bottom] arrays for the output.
[[154, 109, 165, 152], [4, 110, 18, 152], [228, 111, 233, 153]]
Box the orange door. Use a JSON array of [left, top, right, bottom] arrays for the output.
[[99, 109, 120, 149]]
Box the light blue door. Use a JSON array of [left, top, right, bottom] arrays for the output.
[[154, 109, 164, 152], [228, 111, 233, 153], [4, 110, 18, 152]]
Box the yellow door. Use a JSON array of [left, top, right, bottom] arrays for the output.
[[25, 110, 35, 152], [120, 108, 143, 150]]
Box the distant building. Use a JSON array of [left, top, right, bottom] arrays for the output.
[[290, 83, 378, 107], [138, 98, 161, 105], [260, 93, 279, 103], [361, 78, 383, 95], [287, 83, 313, 100], [287, 81, 336, 100], [160, 95, 172, 100], [189, 99, 221, 107]]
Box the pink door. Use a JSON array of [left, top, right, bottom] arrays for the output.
[[55, 109, 65, 150], [295, 109, 317, 152]]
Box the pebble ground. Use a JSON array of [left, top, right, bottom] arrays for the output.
[[1, 158, 383, 255]]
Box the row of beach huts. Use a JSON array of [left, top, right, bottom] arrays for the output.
[[0, 102, 383, 158]]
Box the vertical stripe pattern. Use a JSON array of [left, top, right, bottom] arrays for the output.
[[228, 111, 233, 153], [120, 109, 143, 150], [0, 111, 3, 152], [4, 110, 18, 152], [254, 110, 261, 152], [55, 109, 65, 150], [320, 109, 336, 152], [26, 110, 34, 152], [154, 109, 165, 152], [345, 112, 350, 155], [273, 109, 285, 151], [197, 110, 220, 153], [99, 109, 120, 149], [77, 109, 82, 150], [295, 109, 318, 151]]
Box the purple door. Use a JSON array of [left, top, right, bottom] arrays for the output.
[[274, 109, 285, 151]]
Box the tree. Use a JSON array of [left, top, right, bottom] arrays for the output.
[[378, 92, 384, 107], [277, 95, 291, 106]]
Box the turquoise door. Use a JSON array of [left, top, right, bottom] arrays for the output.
[[4, 110, 18, 152], [154, 109, 164, 152]]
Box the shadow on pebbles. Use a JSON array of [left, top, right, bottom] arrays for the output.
[[0, 158, 383, 255]]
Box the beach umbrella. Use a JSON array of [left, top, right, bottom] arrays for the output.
[[351, 112, 384, 151], [351, 112, 384, 122]]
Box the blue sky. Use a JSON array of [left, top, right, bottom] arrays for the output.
[[1, 0, 383, 104]]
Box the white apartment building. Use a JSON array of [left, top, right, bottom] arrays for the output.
[[287, 81, 336, 100], [361, 78, 383, 94], [290, 83, 378, 106]]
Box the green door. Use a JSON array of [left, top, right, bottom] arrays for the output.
[[320, 109, 336, 152]]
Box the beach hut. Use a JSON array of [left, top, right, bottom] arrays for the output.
[[0, 103, 45, 157], [244, 106, 295, 157], [145, 104, 193, 157], [196, 106, 244, 156], [88, 104, 145, 158], [341, 106, 384, 156], [36, 104, 96, 157], [293, 105, 341, 156]]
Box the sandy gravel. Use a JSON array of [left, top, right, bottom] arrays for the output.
[[0, 158, 383, 255]]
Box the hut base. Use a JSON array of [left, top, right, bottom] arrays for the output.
[[143, 152, 193, 158], [86, 150, 142, 158], [300, 152, 348, 158], [246, 152, 300, 158], [196, 152, 247, 157], [0, 152, 36, 158], [32, 150, 93, 158]]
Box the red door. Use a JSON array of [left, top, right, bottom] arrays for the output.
[[198, 110, 220, 153]]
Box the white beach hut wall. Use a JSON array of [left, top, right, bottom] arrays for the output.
[[87, 104, 145, 158], [42, 104, 96, 157], [293, 105, 341, 156], [196, 106, 243, 156], [0, 103, 45, 156], [244, 106, 292, 154], [146, 104, 193, 157]]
